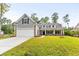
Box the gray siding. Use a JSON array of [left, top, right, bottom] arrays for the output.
[[16, 14, 35, 28], [17, 19, 34, 28]]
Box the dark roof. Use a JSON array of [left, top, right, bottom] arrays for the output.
[[76, 23, 79, 27], [37, 22, 62, 26]]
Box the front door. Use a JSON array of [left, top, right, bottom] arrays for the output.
[[43, 31, 45, 35]]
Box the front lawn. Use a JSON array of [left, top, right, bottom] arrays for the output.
[[2, 36, 79, 56]]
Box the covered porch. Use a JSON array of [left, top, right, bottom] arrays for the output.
[[39, 30, 64, 36]]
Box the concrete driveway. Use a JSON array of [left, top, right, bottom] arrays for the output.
[[0, 36, 31, 55]]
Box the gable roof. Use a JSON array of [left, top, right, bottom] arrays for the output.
[[74, 23, 79, 29], [13, 13, 37, 24], [76, 23, 79, 27]]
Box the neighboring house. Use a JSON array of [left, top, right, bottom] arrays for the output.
[[13, 14, 64, 37], [72, 23, 79, 31]]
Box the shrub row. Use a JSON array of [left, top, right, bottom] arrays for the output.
[[1, 24, 14, 34], [64, 29, 79, 36]]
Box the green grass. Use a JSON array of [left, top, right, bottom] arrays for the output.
[[0, 34, 14, 40], [2, 36, 79, 56]]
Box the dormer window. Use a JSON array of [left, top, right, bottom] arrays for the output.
[[52, 25, 54, 27], [43, 25, 45, 28], [22, 18, 29, 24]]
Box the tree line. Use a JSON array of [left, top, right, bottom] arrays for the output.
[[31, 13, 70, 28]]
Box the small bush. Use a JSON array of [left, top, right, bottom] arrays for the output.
[[64, 29, 71, 36], [1, 24, 14, 34]]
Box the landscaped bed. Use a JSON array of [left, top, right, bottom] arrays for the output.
[[2, 36, 79, 56], [0, 34, 15, 40]]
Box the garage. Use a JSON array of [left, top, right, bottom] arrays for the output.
[[16, 28, 34, 37], [13, 14, 36, 37]]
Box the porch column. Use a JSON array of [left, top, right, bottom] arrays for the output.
[[53, 30, 55, 35], [61, 30, 62, 35], [61, 30, 64, 35], [45, 30, 46, 35], [62, 30, 64, 35]]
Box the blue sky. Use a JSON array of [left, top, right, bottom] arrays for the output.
[[4, 3, 79, 27]]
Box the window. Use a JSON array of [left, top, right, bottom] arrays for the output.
[[43, 25, 45, 28], [52, 25, 54, 27], [22, 18, 29, 24]]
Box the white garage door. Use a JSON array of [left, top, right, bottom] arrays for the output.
[[16, 28, 34, 37]]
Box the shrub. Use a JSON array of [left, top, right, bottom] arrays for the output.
[[1, 24, 14, 34], [64, 28, 78, 36], [72, 31, 79, 36], [64, 29, 71, 36]]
